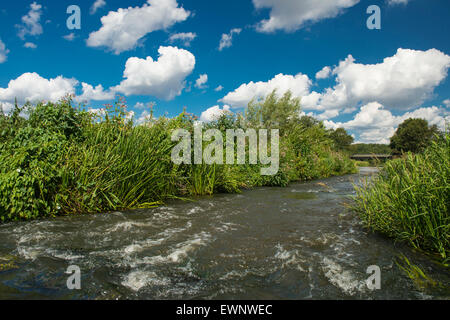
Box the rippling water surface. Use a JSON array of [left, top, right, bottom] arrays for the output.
[[0, 168, 448, 299]]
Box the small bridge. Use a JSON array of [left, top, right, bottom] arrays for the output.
[[350, 154, 393, 161]]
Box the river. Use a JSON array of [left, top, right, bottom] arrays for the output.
[[0, 167, 448, 299]]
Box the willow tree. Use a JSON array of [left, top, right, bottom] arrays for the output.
[[245, 90, 301, 134]]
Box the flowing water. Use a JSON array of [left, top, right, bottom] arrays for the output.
[[0, 168, 448, 300]]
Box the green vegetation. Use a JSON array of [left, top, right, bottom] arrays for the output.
[[347, 143, 391, 155], [0, 92, 356, 222], [354, 160, 370, 167], [390, 118, 442, 154], [353, 133, 449, 263], [0, 254, 18, 271], [395, 255, 441, 290], [326, 130, 391, 167], [328, 127, 354, 151]]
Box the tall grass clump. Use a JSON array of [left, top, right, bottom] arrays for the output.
[[353, 133, 449, 263]]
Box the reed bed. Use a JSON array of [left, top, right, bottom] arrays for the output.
[[353, 133, 449, 263], [0, 95, 356, 222]]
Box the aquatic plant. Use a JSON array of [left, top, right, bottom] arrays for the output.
[[395, 254, 440, 290]]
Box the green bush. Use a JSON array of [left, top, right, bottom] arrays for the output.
[[0, 127, 67, 220]]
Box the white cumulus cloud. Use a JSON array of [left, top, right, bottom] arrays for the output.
[[220, 73, 312, 108], [24, 42, 37, 49], [90, 0, 107, 15], [113, 46, 196, 100], [134, 102, 156, 110], [195, 74, 208, 89], [0, 72, 78, 106], [0, 39, 9, 63], [387, 0, 410, 5], [219, 28, 241, 51], [63, 33, 76, 41], [200, 105, 232, 122], [16, 2, 43, 40], [252, 0, 359, 33], [324, 102, 449, 144], [87, 0, 190, 54], [0, 72, 121, 111], [0, 46, 197, 109], [220, 48, 450, 120], [169, 32, 197, 46], [316, 66, 331, 80], [310, 48, 450, 119], [76, 83, 115, 102], [87, 107, 107, 117]]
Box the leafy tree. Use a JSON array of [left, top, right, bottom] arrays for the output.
[[207, 112, 241, 132], [347, 144, 391, 155], [245, 90, 301, 133], [390, 118, 441, 153], [328, 127, 354, 150], [298, 115, 321, 128]]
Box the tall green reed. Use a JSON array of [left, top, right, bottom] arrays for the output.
[[353, 133, 449, 262]]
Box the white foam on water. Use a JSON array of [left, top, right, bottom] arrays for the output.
[[300, 233, 338, 248], [121, 270, 170, 292], [16, 241, 85, 261], [17, 231, 55, 244], [415, 292, 434, 300], [219, 253, 242, 259], [291, 189, 320, 193], [219, 270, 249, 280], [15, 231, 59, 260], [16, 246, 43, 260], [167, 247, 194, 263], [207, 287, 246, 300], [215, 222, 238, 233], [157, 281, 204, 299], [122, 222, 194, 255], [127, 232, 213, 266], [186, 206, 204, 215], [274, 244, 306, 272], [107, 221, 141, 232], [123, 244, 144, 254], [107, 217, 177, 233], [150, 209, 178, 222], [48, 250, 84, 261], [321, 257, 366, 296], [123, 238, 166, 254], [167, 232, 211, 263], [305, 266, 316, 299]]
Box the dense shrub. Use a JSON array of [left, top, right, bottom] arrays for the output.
[[0, 126, 67, 220]]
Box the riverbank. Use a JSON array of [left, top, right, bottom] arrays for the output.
[[353, 134, 449, 264], [0, 93, 356, 222]]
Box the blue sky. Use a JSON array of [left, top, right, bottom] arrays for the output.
[[0, 0, 449, 143]]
